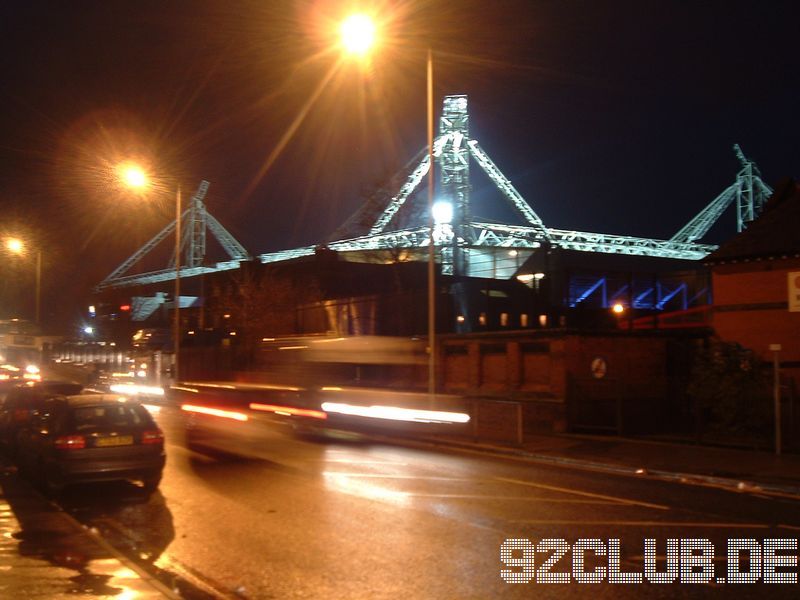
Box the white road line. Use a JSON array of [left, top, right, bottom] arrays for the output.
[[511, 520, 769, 528], [317, 459, 410, 465], [495, 476, 669, 510], [401, 494, 621, 503], [322, 473, 473, 481]]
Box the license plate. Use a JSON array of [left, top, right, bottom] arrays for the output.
[[95, 435, 133, 447]]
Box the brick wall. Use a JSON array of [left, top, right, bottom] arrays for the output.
[[439, 331, 671, 433], [711, 258, 800, 387]]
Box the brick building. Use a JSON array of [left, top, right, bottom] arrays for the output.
[[706, 178, 800, 388]]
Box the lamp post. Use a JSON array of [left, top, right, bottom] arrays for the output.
[[4, 238, 42, 325], [426, 47, 436, 399], [340, 15, 438, 398], [117, 163, 182, 382], [174, 187, 182, 382]]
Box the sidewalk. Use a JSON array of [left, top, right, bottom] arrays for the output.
[[421, 431, 800, 497], [0, 458, 176, 599]]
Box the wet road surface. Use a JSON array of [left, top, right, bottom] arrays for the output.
[[8, 404, 800, 598]]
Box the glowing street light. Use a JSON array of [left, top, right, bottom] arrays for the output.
[[5, 238, 23, 254], [116, 162, 183, 381], [117, 162, 150, 191], [339, 14, 377, 56]]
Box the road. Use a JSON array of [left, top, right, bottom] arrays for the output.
[[22, 403, 800, 598]]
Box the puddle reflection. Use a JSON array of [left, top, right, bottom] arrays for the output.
[[1, 472, 174, 596]]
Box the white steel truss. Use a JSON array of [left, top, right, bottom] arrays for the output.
[[261, 95, 752, 273], [96, 181, 249, 290], [100, 96, 773, 291], [670, 144, 772, 243]]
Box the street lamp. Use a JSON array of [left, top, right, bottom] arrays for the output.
[[339, 14, 376, 56], [339, 15, 438, 398], [4, 237, 42, 325], [116, 162, 183, 382]]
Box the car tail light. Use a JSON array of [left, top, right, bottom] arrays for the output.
[[54, 435, 86, 450], [141, 429, 164, 444], [181, 404, 248, 421]]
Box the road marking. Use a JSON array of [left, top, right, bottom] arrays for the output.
[[495, 476, 670, 510], [401, 494, 620, 503], [512, 520, 769, 528], [318, 459, 410, 465], [322, 473, 473, 481]]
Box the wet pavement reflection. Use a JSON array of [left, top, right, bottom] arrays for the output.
[[58, 482, 175, 565], [1, 464, 173, 598]]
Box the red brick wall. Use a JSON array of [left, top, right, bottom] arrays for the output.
[[439, 332, 670, 433], [711, 259, 800, 386], [563, 335, 667, 400], [440, 333, 668, 398]]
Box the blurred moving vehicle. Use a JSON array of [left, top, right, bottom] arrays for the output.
[[173, 380, 471, 462], [175, 382, 326, 459], [0, 380, 84, 454], [16, 394, 165, 494]]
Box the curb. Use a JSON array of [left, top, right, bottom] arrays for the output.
[[54, 504, 182, 599], [0, 464, 179, 600], [397, 434, 800, 500]]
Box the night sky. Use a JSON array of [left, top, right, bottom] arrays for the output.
[[1, 1, 799, 331]]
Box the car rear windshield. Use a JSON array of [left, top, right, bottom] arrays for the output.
[[70, 403, 151, 431]]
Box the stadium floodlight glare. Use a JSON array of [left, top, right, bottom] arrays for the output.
[[432, 200, 453, 225]]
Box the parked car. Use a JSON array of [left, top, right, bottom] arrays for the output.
[[16, 394, 165, 494], [0, 380, 85, 455]]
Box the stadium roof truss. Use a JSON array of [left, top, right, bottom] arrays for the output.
[[260, 95, 770, 275], [95, 181, 249, 290], [97, 95, 772, 290]]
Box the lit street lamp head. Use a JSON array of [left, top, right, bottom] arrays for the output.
[[339, 14, 376, 56], [5, 237, 24, 255], [117, 162, 150, 191]]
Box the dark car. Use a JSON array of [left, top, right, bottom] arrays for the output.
[[17, 394, 165, 494], [0, 381, 85, 454]]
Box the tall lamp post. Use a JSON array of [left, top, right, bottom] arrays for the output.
[[340, 15, 438, 398], [174, 187, 182, 382], [426, 47, 436, 399], [4, 238, 42, 325], [118, 163, 182, 382]]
